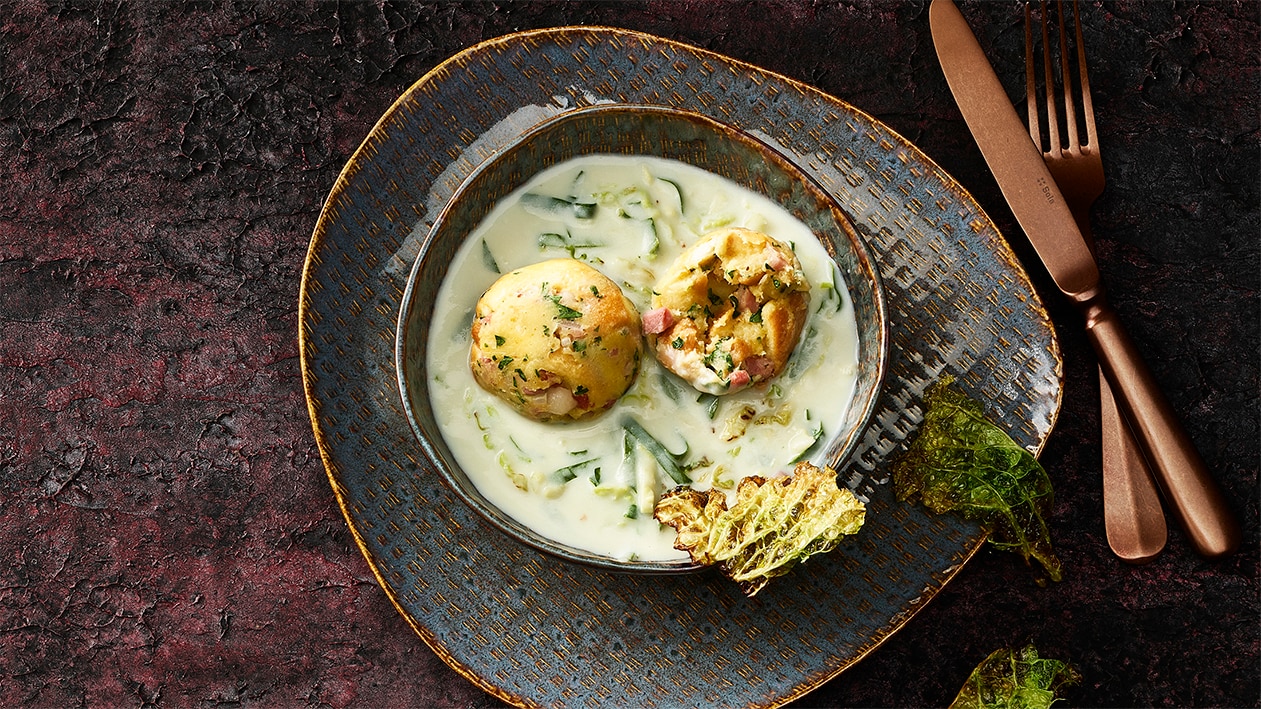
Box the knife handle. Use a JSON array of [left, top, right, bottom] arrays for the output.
[[1079, 296, 1241, 557]]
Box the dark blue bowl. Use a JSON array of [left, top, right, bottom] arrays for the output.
[[396, 104, 888, 573]]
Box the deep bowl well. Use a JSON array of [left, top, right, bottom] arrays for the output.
[[396, 104, 888, 573]]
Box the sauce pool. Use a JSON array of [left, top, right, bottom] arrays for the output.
[[425, 155, 860, 561]]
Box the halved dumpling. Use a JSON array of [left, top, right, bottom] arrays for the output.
[[643, 227, 810, 394]]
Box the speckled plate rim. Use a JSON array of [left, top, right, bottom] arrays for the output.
[[298, 25, 1063, 709]]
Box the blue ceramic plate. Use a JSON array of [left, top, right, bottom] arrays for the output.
[[300, 26, 1061, 709]]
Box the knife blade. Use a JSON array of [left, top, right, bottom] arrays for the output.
[[929, 0, 1240, 557]]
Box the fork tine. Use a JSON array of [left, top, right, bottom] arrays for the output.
[[1056, 0, 1080, 153], [1071, 0, 1099, 151], [1039, 1, 1061, 156], [1024, 4, 1042, 149]]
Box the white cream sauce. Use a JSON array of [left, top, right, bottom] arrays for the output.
[[425, 155, 860, 561]]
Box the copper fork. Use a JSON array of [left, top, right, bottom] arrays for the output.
[[1025, 0, 1167, 562]]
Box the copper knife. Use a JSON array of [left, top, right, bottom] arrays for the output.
[[929, 0, 1240, 557]]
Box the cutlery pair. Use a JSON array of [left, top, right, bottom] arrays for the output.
[[1022, 0, 1166, 562], [931, 0, 1239, 559]]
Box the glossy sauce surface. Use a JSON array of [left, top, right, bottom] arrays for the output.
[[426, 155, 859, 561]]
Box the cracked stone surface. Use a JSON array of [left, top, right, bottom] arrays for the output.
[[1, 2, 1256, 707]]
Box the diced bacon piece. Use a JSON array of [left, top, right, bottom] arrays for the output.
[[642, 307, 675, 335], [727, 369, 751, 389], [763, 247, 788, 271], [744, 356, 775, 379], [735, 286, 758, 314], [554, 321, 587, 339]]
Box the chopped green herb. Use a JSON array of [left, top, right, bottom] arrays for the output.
[[659, 177, 685, 213], [509, 436, 531, 461], [494, 335, 506, 346], [618, 188, 655, 221], [538, 231, 602, 258], [703, 339, 734, 374], [817, 278, 844, 313], [657, 370, 683, 402], [697, 393, 720, 420], [621, 415, 690, 485], [552, 458, 597, 484], [671, 337, 684, 350], [521, 192, 597, 220], [545, 294, 583, 320], [481, 240, 500, 273], [783, 326, 820, 379], [791, 410, 826, 463]]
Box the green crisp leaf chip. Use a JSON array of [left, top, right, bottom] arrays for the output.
[[892, 377, 1062, 583], [654, 461, 865, 597], [950, 644, 1080, 709]]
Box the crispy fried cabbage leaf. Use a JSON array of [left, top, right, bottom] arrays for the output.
[[654, 461, 865, 596], [892, 377, 1062, 583], [950, 644, 1080, 709]]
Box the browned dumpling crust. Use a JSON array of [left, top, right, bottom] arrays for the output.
[[643, 227, 810, 394], [469, 259, 642, 421]]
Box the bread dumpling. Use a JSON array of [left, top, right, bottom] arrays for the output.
[[642, 227, 810, 394], [470, 259, 642, 421]]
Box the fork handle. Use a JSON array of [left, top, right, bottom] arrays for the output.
[[1100, 366, 1167, 562], [1077, 294, 1241, 557]]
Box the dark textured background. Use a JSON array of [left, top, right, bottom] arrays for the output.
[[1, 1, 1256, 707]]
